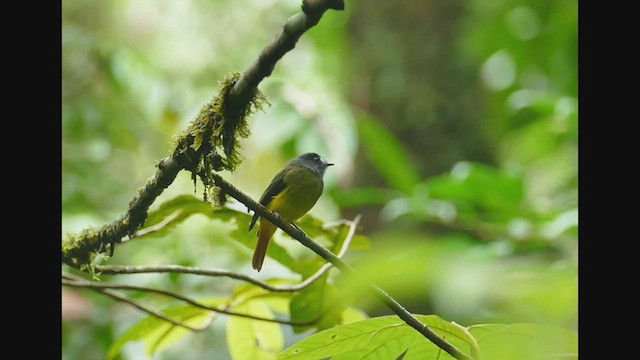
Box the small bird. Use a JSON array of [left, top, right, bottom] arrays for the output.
[[249, 152, 334, 271]]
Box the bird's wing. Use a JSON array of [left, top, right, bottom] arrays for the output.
[[248, 169, 289, 231]]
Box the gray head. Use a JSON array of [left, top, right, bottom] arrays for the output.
[[290, 152, 334, 177]]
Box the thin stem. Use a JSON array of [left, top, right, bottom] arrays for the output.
[[62, 278, 314, 326], [63, 277, 211, 331]]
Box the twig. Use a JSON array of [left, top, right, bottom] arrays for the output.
[[94, 265, 284, 291], [285, 214, 360, 290], [62, 277, 315, 327], [62, 274, 212, 331], [211, 173, 474, 360], [93, 215, 360, 292]]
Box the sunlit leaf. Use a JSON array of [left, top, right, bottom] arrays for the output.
[[278, 315, 476, 360], [138, 196, 304, 272], [227, 301, 284, 360], [106, 299, 226, 359], [135, 195, 214, 239], [340, 306, 369, 325], [126, 194, 368, 276], [231, 279, 297, 302], [259, 295, 293, 315], [469, 323, 578, 360], [290, 277, 346, 333], [349, 234, 371, 251]]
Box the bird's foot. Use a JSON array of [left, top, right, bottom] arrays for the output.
[[290, 222, 307, 238]]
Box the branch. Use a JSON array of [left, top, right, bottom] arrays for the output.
[[62, 158, 183, 268], [93, 215, 360, 292], [62, 274, 213, 331], [211, 173, 474, 360], [62, 276, 316, 327], [61, 0, 345, 268], [62, 2, 473, 359], [228, 0, 345, 107]]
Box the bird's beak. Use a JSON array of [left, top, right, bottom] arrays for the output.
[[326, 162, 335, 167]]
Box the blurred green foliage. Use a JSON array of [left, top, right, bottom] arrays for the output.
[[62, 0, 577, 359]]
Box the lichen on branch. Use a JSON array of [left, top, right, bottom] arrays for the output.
[[172, 72, 269, 202], [62, 0, 340, 270]]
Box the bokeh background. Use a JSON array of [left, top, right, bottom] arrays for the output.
[[62, 0, 578, 358]]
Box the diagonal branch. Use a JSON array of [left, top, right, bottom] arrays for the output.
[[228, 0, 345, 107], [61, 0, 346, 269], [211, 173, 474, 360], [62, 158, 183, 268]]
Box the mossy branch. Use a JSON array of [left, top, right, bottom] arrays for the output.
[[62, 0, 345, 269], [62, 157, 182, 269], [61, 2, 477, 358], [228, 0, 345, 107]]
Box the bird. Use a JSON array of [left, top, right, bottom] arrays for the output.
[[248, 152, 333, 271]]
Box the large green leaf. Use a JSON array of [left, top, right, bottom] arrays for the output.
[[280, 315, 578, 360], [278, 315, 475, 360], [135, 195, 214, 239], [290, 277, 346, 334], [106, 299, 227, 359], [469, 323, 578, 359], [136, 195, 299, 270], [227, 301, 284, 360], [136, 195, 368, 275]]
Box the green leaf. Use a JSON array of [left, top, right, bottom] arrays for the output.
[[140, 196, 300, 272], [340, 306, 368, 325], [106, 299, 226, 359], [137, 196, 364, 276], [469, 323, 578, 360], [425, 162, 524, 220], [227, 301, 284, 360], [259, 295, 293, 316], [357, 114, 421, 194], [278, 315, 475, 360], [262, 215, 368, 278], [224, 209, 301, 272], [349, 234, 371, 251], [290, 277, 345, 333], [135, 195, 214, 239], [231, 279, 296, 304]]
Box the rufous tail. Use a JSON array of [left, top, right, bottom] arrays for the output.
[[252, 220, 276, 271]]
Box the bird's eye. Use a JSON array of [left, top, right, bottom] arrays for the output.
[[314, 155, 320, 162]]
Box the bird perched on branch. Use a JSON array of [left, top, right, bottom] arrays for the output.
[[249, 152, 333, 271]]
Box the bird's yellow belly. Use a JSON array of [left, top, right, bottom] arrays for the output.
[[267, 167, 324, 222]]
